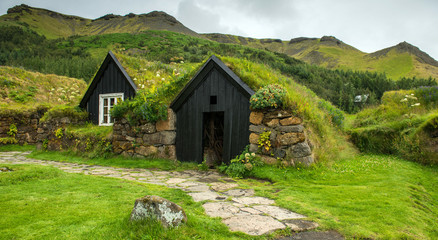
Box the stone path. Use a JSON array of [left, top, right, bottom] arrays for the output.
[[0, 151, 319, 236]]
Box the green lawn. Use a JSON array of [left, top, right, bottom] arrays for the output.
[[1, 146, 438, 239], [0, 163, 254, 240]]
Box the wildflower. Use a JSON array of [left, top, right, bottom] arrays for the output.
[[156, 73, 160, 77], [133, 78, 137, 81], [411, 103, 420, 107], [180, 61, 184, 64], [161, 78, 165, 81], [400, 98, 408, 102], [251, 153, 255, 157]]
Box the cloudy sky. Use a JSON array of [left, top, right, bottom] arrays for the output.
[[1, 0, 438, 60]]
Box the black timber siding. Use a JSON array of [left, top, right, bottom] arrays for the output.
[[85, 61, 136, 124], [175, 67, 251, 163]]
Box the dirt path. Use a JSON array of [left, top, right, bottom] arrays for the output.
[[1, 151, 330, 237]]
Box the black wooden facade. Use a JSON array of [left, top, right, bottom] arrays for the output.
[[79, 51, 137, 124], [170, 55, 254, 163]]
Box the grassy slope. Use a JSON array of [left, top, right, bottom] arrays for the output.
[[204, 34, 438, 81], [0, 66, 87, 108], [2, 5, 437, 81], [0, 5, 200, 39]]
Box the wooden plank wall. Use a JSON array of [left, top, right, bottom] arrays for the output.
[[175, 67, 251, 163], [86, 61, 136, 124]]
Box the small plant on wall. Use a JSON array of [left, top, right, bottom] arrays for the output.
[[219, 146, 263, 178], [250, 84, 286, 109], [258, 131, 272, 154]]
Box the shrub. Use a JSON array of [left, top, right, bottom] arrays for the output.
[[7, 124, 17, 137], [219, 146, 263, 178], [250, 84, 286, 109], [318, 100, 345, 127], [40, 105, 88, 123]]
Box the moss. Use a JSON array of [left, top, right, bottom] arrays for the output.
[[40, 105, 88, 123]]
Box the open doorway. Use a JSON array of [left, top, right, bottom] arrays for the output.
[[203, 112, 224, 167]]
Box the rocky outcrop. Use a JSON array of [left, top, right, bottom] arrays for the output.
[[130, 195, 187, 228]]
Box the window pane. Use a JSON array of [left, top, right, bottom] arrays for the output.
[[116, 97, 122, 104], [104, 98, 108, 106], [110, 98, 115, 106], [103, 115, 108, 123], [104, 106, 108, 114]]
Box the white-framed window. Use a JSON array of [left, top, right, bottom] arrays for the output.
[[99, 93, 124, 126]]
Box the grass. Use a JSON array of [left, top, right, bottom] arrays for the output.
[[3, 145, 438, 239], [0, 66, 86, 107], [0, 163, 254, 240], [27, 149, 198, 171], [246, 154, 438, 239]]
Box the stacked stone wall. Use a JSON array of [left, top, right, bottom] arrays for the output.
[[248, 109, 314, 166], [112, 108, 177, 160], [0, 108, 47, 145]]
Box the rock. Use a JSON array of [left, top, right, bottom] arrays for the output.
[[274, 148, 286, 159], [261, 155, 277, 165], [249, 111, 264, 125], [264, 118, 279, 128], [233, 196, 275, 205], [270, 130, 277, 142], [292, 155, 314, 167], [277, 125, 304, 133], [37, 128, 44, 134], [249, 133, 259, 144], [249, 124, 269, 134], [279, 117, 302, 126], [288, 142, 312, 158], [136, 145, 158, 156], [210, 182, 239, 192], [130, 195, 187, 228], [202, 202, 240, 218], [223, 188, 255, 197], [156, 109, 176, 131], [264, 110, 292, 119], [143, 131, 176, 145], [140, 123, 156, 133], [249, 144, 258, 153], [223, 215, 285, 235], [188, 191, 220, 202], [276, 133, 305, 146], [126, 136, 135, 142], [252, 205, 306, 220], [282, 219, 319, 232]]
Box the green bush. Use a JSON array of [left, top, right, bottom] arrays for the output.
[[250, 84, 286, 109], [219, 146, 263, 178], [40, 105, 88, 123]]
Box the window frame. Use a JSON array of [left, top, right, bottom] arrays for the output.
[[99, 93, 124, 126]]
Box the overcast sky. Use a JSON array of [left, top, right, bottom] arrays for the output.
[[1, 0, 438, 60]]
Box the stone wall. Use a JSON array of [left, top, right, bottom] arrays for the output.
[[248, 109, 314, 166], [112, 108, 177, 160], [36, 117, 88, 151], [0, 108, 47, 145]]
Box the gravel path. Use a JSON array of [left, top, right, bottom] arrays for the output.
[[0, 151, 321, 236]]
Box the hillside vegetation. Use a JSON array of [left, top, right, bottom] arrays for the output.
[[2, 4, 438, 81], [205, 34, 438, 81], [0, 66, 86, 108], [1, 25, 435, 114]]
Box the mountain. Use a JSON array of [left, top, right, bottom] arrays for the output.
[[0, 4, 201, 38], [203, 34, 438, 80], [1, 4, 438, 80]]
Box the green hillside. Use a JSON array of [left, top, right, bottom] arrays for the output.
[[0, 4, 201, 39], [1, 24, 436, 114], [0, 66, 86, 108], [204, 34, 438, 81], [2, 4, 438, 81]]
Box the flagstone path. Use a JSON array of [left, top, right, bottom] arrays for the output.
[[0, 151, 319, 236]]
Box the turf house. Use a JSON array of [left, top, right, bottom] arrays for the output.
[[80, 52, 255, 163], [79, 51, 137, 126]]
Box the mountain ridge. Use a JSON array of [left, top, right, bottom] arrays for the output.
[[1, 4, 437, 80]]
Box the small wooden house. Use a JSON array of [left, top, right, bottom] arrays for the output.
[[79, 51, 137, 125], [170, 55, 254, 163]]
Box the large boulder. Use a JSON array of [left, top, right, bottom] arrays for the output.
[[130, 195, 187, 228]]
